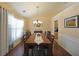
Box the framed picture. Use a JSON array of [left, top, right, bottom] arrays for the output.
[[64, 15, 79, 28]]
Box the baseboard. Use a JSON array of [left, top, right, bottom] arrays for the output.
[[56, 41, 72, 56]]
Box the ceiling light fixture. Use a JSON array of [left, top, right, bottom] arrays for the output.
[[33, 6, 43, 27]]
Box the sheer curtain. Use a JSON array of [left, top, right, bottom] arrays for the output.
[[8, 13, 24, 49], [15, 19, 24, 40]]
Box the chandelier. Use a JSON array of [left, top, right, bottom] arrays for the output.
[[33, 6, 43, 27], [33, 20, 43, 27]]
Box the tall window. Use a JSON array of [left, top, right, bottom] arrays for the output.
[[15, 18, 24, 40], [8, 13, 24, 45]]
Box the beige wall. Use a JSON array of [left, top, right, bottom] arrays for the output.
[[28, 16, 52, 34], [23, 17, 30, 31], [53, 3, 79, 55]]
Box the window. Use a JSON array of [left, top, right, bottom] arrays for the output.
[[15, 19, 24, 40], [8, 13, 24, 45]]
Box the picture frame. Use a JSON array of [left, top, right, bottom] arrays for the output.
[[64, 15, 79, 28]]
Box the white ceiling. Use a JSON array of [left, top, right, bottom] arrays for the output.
[[8, 2, 74, 18]]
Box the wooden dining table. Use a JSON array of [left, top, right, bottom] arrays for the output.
[[24, 33, 53, 56], [25, 34, 51, 44]]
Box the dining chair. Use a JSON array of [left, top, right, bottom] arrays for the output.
[[24, 43, 37, 56], [47, 34, 55, 55], [38, 44, 52, 56]]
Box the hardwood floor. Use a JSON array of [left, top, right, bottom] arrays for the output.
[[53, 41, 71, 56], [6, 41, 71, 56], [6, 42, 24, 56]]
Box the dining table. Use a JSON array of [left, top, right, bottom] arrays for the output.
[[24, 33, 53, 56]]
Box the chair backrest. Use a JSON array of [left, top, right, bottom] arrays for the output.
[[47, 34, 55, 43], [22, 31, 31, 42], [34, 31, 43, 33]]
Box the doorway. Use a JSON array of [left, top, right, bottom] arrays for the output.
[[54, 20, 58, 41]]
